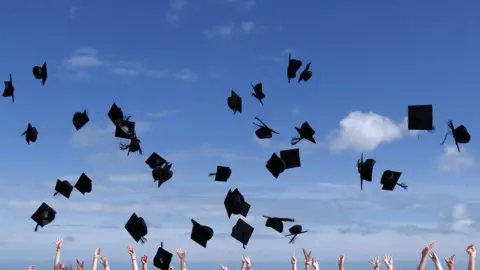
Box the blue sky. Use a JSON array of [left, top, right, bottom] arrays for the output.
[[1, 0, 480, 267]]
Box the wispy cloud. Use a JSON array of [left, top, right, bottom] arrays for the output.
[[173, 68, 198, 81], [241, 21, 255, 33], [438, 145, 474, 172], [225, 0, 256, 9], [204, 25, 235, 39], [69, 6, 78, 18], [66, 47, 104, 69], [146, 110, 180, 120], [166, 0, 187, 25]]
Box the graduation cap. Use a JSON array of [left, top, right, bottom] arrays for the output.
[[75, 173, 92, 195], [72, 110, 90, 131], [227, 90, 242, 114], [115, 119, 136, 139], [209, 166, 232, 182], [107, 103, 125, 126], [380, 170, 407, 191], [287, 54, 302, 83], [125, 213, 148, 244], [253, 117, 279, 139], [190, 219, 214, 248], [3, 73, 14, 102], [224, 188, 251, 219], [22, 123, 38, 144], [54, 180, 73, 199], [31, 202, 56, 232], [279, 148, 301, 169], [32, 61, 48, 85], [153, 243, 173, 270], [408, 105, 434, 131], [441, 120, 471, 152], [231, 218, 254, 249], [146, 152, 167, 169], [298, 62, 312, 83], [263, 216, 295, 233], [357, 153, 376, 191], [291, 122, 316, 145], [251, 82, 265, 106], [119, 136, 143, 156], [286, 224, 308, 244], [152, 162, 174, 187], [265, 153, 286, 178]]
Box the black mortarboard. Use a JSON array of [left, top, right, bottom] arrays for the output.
[[286, 224, 308, 244], [22, 123, 38, 144], [153, 243, 173, 270], [265, 153, 286, 178], [441, 120, 471, 152], [146, 152, 167, 169], [224, 188, 250, 219], [115, 119, 136, 139], [54, 179, 73, 199], [231, 218, 254, 249], [251, 82, 265, 106], [3, 73, 14, 102], [107, 103, 124, 126], [298, 62, 312, 83], [152, 162, 174, 187], [227, 90, 242, 114], [263, 216, 295, 233], [124, 213, 148, 244], [357, 153, 376, 191], [72, 110, 90, 131], [253, 117, 279, 139], [380, 170, 407, 191], [408, 105, 434, 131], [209, 166, 232, 182], [31, 202, 56, 232], [279, 148, 301, 169], [190, 219, 214, 248], [287, 54, 302, 83], [75, 173, 92, 195], [119, 136, 143, 156], [291, 122, 316, 145], [32, 61, 48, 85]]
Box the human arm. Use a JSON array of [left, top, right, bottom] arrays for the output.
[[369, 257, 381, 270], [292, 255, 297, 270], [91, 248, 100, 270], [444, 255, 454, 270], [302, 248, 313, 270], [429, 252, 443, 270], [176, 248, 187, 270], [242, 256, 251, 270], [100, 257, 110, 270], [141, 255, 148, 270], [54, 238, 63, 270], [382, 255, 393, 270], [128, 244, 139, 270], [338, 255, 345, 270], [467, 244, 476, 270], [417, 243, 435, 270]]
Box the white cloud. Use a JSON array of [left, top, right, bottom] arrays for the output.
[[226, 0, 256, 9], [146, 110, 180, 119], [170, 0, 187, 10], [173, 68, 198, 81], [438, 145, 474, 172], [110, 67, 138, 76], [327, 111, 414, 152], [67, 47, 103, 69], [71, 123, 111, 148], [147, 70, 168, 78], [241, 21, 255, 33], [107, 173, 151, 183], [204, 25, 234, 39], [69, 6, 78, 18], [165, 0, 187, 25]]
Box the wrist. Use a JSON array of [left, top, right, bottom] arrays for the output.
[[132, 256, 137, 260]]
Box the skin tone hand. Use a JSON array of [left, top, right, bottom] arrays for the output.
[[28, 265, 36, 270], [176, 248, 186, 260], [76, 259, 84, 270], [56, 238, 63, 250], [312, 258, 319, 270], [422, 243, 435, 257], [141, 255, 148, 265], [128, 245, 135, 257], [100, 257, 108, 268], [242, 256, 251, 267], [369, 257, 382, 269], [429, 252, 440, 263], [467, 245, 477, 257], [292, 255, 297, 264], [302, 248, 313, 265], [94, 249, 101, 257], [338, 255, 345, 267], [220, 265, 228, 270], [444, 255, 454, 270], [383, 255, 393, 270]]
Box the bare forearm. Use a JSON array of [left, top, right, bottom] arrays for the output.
[[246, 263, 251, 270], [180, 259, 186, 270], [142, 264, 147, 270], [104, 264, 110, 270], [468, 256, 476, 270], [304, 264, 310, 270], [131, 256, 139, 270], [241, 263, 245, 270], [91, 256, 98, 270], [434, 261, 444, 270], [417, 256, 427, 270], [54, 249, 61, 270], [292, 263, 297, 270], [339, 264, 344, 270]]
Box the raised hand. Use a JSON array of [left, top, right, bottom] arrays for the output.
[[292, 255, 297, 264], [176, 248, 186, 260], [100, 257, 108, 267], [302, 248, 313, 264], [27, 265, 36, 270], [444, 255, 455, 269], [382, 255, 393, 269], [422, 243, 435, 257], [94, 248, 101, 257], [242, 256, 251, 265], [76, 259, 84, 270], [466, 244, 477, 257], [338, 255, 345, 266], [369, 257, 382, 269], [56, 238, 63, 249], [429, 252, 440, 263], [220, 264, 228, 270], [127, 244, 135, 256], [141, 255, 148, 265], [312, 258, 319, 269]]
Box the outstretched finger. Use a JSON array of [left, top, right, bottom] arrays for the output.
[[451, 255, 455, 260]]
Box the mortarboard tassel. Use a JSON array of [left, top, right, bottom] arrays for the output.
[[34, 224, 40, 232], [140, 237, 147, 244], [53, 191, 59, 196], [208, 173, 216, 177], [397, 182, 408, 190], [440, 121, 455, 146], [288, 234, 297, 244], [291, 137, 302, 145]]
